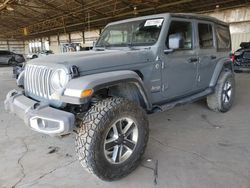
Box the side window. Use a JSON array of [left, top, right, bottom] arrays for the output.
[[216, 25, 231, 51], [167, 21, 193, 50], [198, 23, 214, 49]]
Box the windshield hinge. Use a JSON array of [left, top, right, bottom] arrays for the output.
[[161, 84, 165, 92], [161, 62, 165, 69], [70, 65, 79, 78]]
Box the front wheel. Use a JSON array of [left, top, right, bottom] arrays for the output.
[[75, 97, 149, 181], [207, 71, 235, 112]]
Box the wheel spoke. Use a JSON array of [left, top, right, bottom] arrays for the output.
[[112, 145, 122, 163], [119, 145, 123, 161], [115, 121, 123, 135], [224, 82, 231, 91], [223, 94, 226, 103], [124, 123, 135, 137], [122, 119, 134, 134], [124, 139, 136, 150], [105, 150, 113, 155], [105, 138, 117, 150], [112, 145, 119, 162], [227, 86, 232, 92], [224, 84, 228, 91], [112, 124, 119, 138]]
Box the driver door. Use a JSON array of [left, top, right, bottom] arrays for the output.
[[161, 19, 198, 100]]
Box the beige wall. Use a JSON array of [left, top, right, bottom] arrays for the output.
[[84, 30, 100, 47], [24, 29, 101, 54], [231, 33, 250, 51], [70, 32, 84, 44], [0, 40, 25, 54]]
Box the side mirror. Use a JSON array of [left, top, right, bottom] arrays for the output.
[[168, 33, 184, 50]]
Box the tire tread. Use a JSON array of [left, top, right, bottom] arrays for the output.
[[75, 97, 148, 181]]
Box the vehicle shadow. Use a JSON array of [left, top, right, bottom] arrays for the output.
[[0, 65, 16, 69]]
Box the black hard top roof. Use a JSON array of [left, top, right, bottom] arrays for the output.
[[108, 13, 228, 27], [170, 13, 228, 26]]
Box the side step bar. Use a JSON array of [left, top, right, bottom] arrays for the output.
[[154, 88, 214, 112]]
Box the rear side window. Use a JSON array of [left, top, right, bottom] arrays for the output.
[[216, 25, 231, 51], [198, 23, 214, 49]]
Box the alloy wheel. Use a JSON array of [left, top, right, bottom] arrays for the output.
[[222, 81, 232, 104], [104, 117, 138, 164]]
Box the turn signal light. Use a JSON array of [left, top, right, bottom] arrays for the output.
[[80, 89, 93, 97]]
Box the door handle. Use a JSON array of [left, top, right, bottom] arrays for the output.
[[211, 55, 217, 60], [188, 57, 198, 63]]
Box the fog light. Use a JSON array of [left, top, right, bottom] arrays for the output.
[[30, 117, 65, 135], [37, 118, 47, 129]]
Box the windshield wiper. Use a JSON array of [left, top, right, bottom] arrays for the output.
[[95, 43, 139, 50], [113, 42, 139, 50], [127, 43, 140, 50]]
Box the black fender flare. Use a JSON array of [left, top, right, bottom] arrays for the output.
[[61, 70, 152, 111], [209, 57, 233, 88]]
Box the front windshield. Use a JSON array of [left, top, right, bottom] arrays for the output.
[[96, 18, 164, 47]]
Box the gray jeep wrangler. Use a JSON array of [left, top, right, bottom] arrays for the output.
[[5, 13, 234, 181]]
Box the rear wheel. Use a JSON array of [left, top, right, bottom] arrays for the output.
[[75, 97, 149, 181], [207, 71, 235, 112], [234, 70, 243, 73], [8, 59, 17, 66]]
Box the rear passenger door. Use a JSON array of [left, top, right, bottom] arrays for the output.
[[196, 21, 217, 90]]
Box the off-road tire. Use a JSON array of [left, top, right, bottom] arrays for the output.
[[8, 59, 16, 66], [207, 70, 235, 112], [234, 70, 242, 73], [75, 97, 149, 181]]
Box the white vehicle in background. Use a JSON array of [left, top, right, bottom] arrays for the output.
[[26, 53, 38, 59], [27, 50, 53, 59]]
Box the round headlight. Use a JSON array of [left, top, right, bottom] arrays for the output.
[[51, 69, 69, 91]]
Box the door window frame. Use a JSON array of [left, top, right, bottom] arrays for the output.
[[165, 18, 195, 51], [196, 20, 216, 50]]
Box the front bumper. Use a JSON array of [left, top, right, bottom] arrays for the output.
[[4, 90, 75, 136], [13, 65, 24, 79]]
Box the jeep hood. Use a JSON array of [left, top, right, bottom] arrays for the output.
[[28, 49, 155, 74]]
